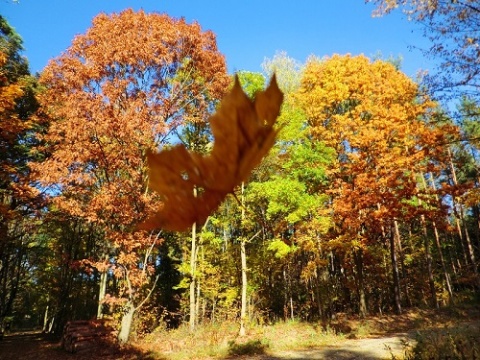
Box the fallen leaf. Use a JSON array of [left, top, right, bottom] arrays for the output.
[[140, 74, 283, 231]]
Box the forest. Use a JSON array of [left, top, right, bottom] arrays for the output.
[[1, 0, 480, 358]]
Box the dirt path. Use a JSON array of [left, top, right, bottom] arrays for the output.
[[0, 331, 59, 360], [264, 333, 413, 359]]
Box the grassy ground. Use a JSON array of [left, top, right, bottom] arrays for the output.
[[131, 303, 480, 359], [1, 304, 479, 360], [134, 320, 342, 360]]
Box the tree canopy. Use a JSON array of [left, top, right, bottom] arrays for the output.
[[31, 9, 229, 342], [1, 6, 479, 351]]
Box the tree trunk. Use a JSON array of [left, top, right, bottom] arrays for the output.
[[97, 260, 108, 319], [118, 302, 135, 344], [454, 214, 470, 266], [425, 173, 454, 304], [459, 205, 480, 283], [239, 182, 247, 336], [314, 281, 324, 320], [190, 221, 197, 332], [196, 268, 201, 325], [290, 294, 294, 320], [432, 221, 454, 304], [42, 305, 49, 333], [393, 221, 411, 307], [447, 150, 480, 289], [286, 263, 294, 321], [420, 214, 438, 308], [353, 248, 367, 317], [389, 228, 402, 314], [239, 237, 247, 336], [212, 299, 216, 324], [48, 316, 55, 333]]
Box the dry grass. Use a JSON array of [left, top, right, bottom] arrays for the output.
[[131, 304, 480, 359], [3, 304, 478, 360], [134, 320, 342, 360]]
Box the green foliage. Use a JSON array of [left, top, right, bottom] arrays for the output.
[[0, 15, 29, 80], [236, 70, 265, 98], [249, 176, 314, 223], [267, 239, 296, 258]]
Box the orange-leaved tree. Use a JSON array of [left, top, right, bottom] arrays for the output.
[[33, 9, 229, 343], [297, 54, 458, 315]]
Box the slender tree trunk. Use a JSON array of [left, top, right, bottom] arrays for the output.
[[118, 302, 135, 344], [470, 148, 480, 249], [353, 248, 367, 317], [239, 237, 247, 336], [447, 150, 480, 289], [290, 294, 294, 320], [389, 228, 402, 314], [117, 264, 159, 344], [420, 214, 438, 308], [190, 221, 197, 332], [196, 272, 201, 325], [212, 299, 216, 324], [454, 214, 470, 266], [377, 205, 401, 313], [414, 180, 438, 307], [196, 245, 204, 325], [314, 280, 324, 320], [286, 263, 294, 321], [48, 316, 55, 333], [239, 182, 247, 336], [432, 221, 454, 304], [283, 267, 288, 320], [42, 305, 49, 333], [459, 206, 479, 281], [425, 173, 454, 303], [393, 221, 411, 307], [97, 256, 108, 319], [239, 203, 262, 337]]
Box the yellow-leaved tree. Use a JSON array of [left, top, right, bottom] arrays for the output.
[[297, 54, 458, 315]]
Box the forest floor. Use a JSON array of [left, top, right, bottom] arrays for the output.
[[1, 305, 479, 360]]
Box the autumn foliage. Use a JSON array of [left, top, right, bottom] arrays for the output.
[[0, 51, 36, 214], [35, 9, 229, 233], [296, 54, 460, 314], [298, 54, 455, 237], [32, 9, 229, 340], [4, 6, 480, 350], [0, 52, 24, 194]]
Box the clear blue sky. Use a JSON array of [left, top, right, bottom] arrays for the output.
[[3, 0, 432, 78]]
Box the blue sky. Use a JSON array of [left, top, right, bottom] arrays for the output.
[[3, 0, 432, 78]]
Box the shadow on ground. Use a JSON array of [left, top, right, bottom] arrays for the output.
[[222, 331, 412, 360], [0, 331, 161, 360], [223, 347, 397, 360]]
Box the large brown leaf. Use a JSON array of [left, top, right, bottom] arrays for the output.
[[140, 75, 283, 231]]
